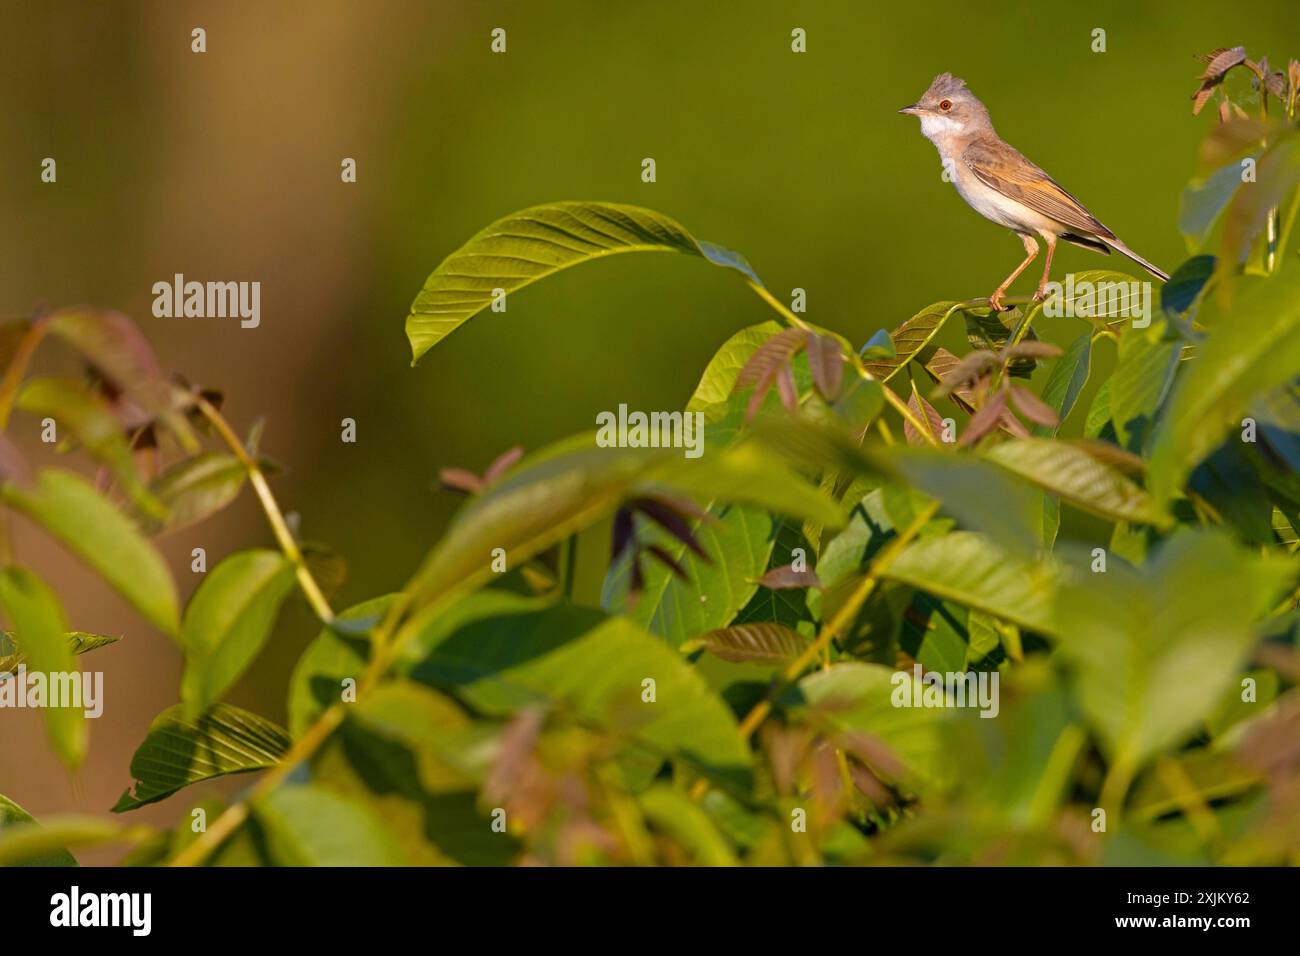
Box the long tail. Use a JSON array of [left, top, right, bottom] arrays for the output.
[[1099, 237, 1170, 283]]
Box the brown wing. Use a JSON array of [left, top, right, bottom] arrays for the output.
[[962, 138, 1114, 239]]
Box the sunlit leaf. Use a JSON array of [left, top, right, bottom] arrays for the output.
[[180, 549, 296, 716], [113, 703, 291, 811], [2, 469, 179, 633], [0, 567, 82, 768], [406, 201, 761, 362]]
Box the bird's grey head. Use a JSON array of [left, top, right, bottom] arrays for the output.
[[898, 73, 992, 142]]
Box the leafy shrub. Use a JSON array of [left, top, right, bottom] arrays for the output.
[[1, 53, 1298, 867]]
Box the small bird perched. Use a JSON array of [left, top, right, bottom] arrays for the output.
[[899, 73, 1168, 311]]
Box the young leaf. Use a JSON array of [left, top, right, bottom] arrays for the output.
[[113, 703, 291, 811], [406, 201, 761, 362], [1034, 332, 1092, 436], [180, 549, 296, 716], [15, 378, 160, 515], [781, 663, 946, 791], [43, 307, 194, 450], [1009, 386, 1060, 429], [2, 469, 179, 633], [804, 331, 844, 401], [0, 568, 83, 769], [903, 384, 944, 446], [863, 301, 960, 381], [695, 622, 810, 665], [686, 321, 784, 422], [145, 453, 247, 532]]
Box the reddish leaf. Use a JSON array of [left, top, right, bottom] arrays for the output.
[[958, 385, 1010, 446], [1009, 385, 1061, 428], [634, 497, 708, 559], [438, 467, 484, 494], [699, 622, 809, 664], [758, 564, 822, 590], [483, 445, 524, 484], [1199, 46, 1246, 82], [805, 331, 844, 401], [776, 363, 799, 413], [904, 388, 945, 446], [733, 328, 806, 390]]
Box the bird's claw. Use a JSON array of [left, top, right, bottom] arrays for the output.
[[1031, 287, 1048, 303], [988, 293, 1011, 312]]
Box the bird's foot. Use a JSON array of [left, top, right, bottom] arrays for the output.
[[1031, 285, 1049, 303], [988, 292, 1012, 312]]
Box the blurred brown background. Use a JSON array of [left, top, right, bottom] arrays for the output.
[[0, 0, 1290, 862]]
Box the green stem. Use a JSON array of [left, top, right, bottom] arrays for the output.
[[194, 396, 334, 625]]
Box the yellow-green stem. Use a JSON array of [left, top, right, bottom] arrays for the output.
[[195, 396, 334, 624]]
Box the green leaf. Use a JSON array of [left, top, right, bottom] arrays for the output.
[[346, 681, 482, 793], [686, 321, 784, 422], [1034, 333, 1092, 436], [638, 785, 739, 865], [145, 453, 247, 532], [781, 662, 947, 790], [406, 437, 673, 612], [400, 592, 752, 789], [15, 378, 160, 516], [2, 469, 179, 633], [113, 703, 291, 811], [1110, 322, 1180, 452], [0, 630, 119, 674], [890, 448, 1042, 557], [651, 441, 845, 528], [984, 438, 1170, 528], [0, 814, 124, 867], [180, 549, 296, 716], [692, 622, 810, 665], [1180, 162, 1245, 248], [0, 794, 77, 866], [1150, 268, 1300, 503], [882, 531, 1057, 634], [254, 784, 406, 866], [1083, 378, 1112, 440], [1162, 255, 1216, 316], [406, 201, 761, 362], [863, 301, 959, 381], [1054, 531, 1295, 770], [751, 417, 1039, 555], [288, 595, 395, 737], [605, 503, 775, 646], [0, 567, 84, 768]]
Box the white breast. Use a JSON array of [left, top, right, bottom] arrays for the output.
[[944, 152, 1060, 236]]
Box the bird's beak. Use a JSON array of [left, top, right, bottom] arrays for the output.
[[897, 104, 923, 116]]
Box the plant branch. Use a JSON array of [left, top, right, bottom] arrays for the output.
[[193, 395, 334, 625], [746, 282, 812, 331]]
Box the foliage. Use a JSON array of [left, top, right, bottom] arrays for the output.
[[2, 57, 1300, 868]]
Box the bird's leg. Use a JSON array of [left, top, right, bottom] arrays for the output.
[[1032, 235, 1057, 302], [989, 234, 1038, 312]]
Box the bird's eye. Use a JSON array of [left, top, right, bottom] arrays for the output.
[[939, 99, 952, 111]]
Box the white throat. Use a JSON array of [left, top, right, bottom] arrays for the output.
[[918, 112, 966, 144]]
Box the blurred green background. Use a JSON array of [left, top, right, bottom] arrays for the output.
[[0, 0, 1292, 844]]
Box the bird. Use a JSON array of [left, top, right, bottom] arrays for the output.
[[899, 73, 1168, 312]]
